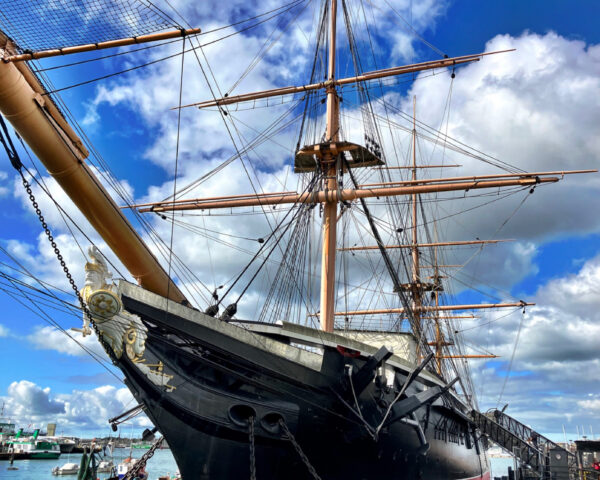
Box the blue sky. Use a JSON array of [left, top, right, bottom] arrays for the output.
[[0, 0, 599, 441]]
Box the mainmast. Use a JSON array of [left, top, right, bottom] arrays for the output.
[[410, 96, 423, 350], [320, 0, 340, 332]]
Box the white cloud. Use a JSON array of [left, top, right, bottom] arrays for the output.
[[463, 253, 600, 432], [5, 380, 65, 417], [578, 398, 600, 412], [27, 325, 107, 359], [0, 170, 9, 197], [0, 323, 9, 337], [1, 380, 150, 434], [403, 31, 600, 241], [10, 29, 594, 316]]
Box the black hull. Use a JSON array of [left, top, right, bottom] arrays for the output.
[[59, 444, 75, 454], [113, 283, 489, 480]]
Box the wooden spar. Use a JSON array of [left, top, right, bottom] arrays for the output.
[[3, 28, 201, 62], [121, 191, 298, 210], [390, 315, 479, 320], [359, 315, 479, 320], [177, 49, 514, 110], [418, 265, 461, 269], [308, 301, 533, 316], [376, 164, 461, 169], [338, 239, 513, 251], [320, 0, 339, 333], [439, 355, 498, 359], [134, 175, 560, 212], [0, 35, 187, 304], [358, 169, 597, 188]]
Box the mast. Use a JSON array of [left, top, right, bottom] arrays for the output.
[[319, 0, 340, 332], [410, 97, 424, 353], [430, 227, 450, 375]]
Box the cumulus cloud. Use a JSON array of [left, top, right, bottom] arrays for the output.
[[0, 171, 9, 197], [5, 380, 65, 417], [403, 32, 600, 239], [463, 253, 600, 433], [578, 398, 600, 412], [27, 325, 107, 359], [1, 380, 150, 434], [0, 323, 9, 337]]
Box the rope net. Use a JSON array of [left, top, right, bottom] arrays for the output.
[[0, 0, 177, 53]]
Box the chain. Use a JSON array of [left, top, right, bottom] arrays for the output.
[[123, 436, 164, 480], [18, 171, 117, 360], [249, 416, 257, 480], [278, 419, 322, 480], [21, 174, 89, 310]]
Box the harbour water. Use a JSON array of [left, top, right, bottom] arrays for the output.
[[0, 448, 513, 479], [0, 447, 178, 479]]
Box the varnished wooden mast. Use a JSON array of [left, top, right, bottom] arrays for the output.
[[432, 228, 447, 375], [320, 0, 340, 332], [410, 97, 424, 352]]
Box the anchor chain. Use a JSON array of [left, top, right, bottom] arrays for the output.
[[17, 172, 118, 359], [0, 115, 115, 360], [123, 436, 164, 480], [21, 174, 87, 312], [249, 416, 257, 480], [278, 419, 322, 480]]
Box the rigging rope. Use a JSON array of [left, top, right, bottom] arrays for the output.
[[0, 116, 121, 378], [165, 37, 186, 316], [496, 307, 526, 408]]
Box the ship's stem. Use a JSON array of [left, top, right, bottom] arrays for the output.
[[319, 0, 340, 332]]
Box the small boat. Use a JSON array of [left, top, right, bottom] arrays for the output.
[[51, 462, 79, 475], [116, 457, 148, 479], [97, 459, 115, 473], [131, 443, 151, 449], [487, 446, 512, 458]]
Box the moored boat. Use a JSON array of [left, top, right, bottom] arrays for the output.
[[6, 429, 61, 460], [115, 457, 148, 480], [52, 462, 80, 475], [97, 459, 115, 473]]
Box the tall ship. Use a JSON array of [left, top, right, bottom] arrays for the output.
[[0, 1, 594, 479]]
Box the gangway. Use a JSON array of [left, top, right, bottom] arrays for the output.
[[472, 408, 578, 479]]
